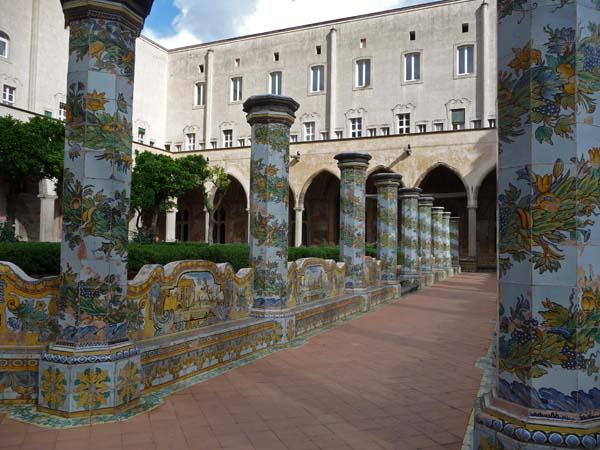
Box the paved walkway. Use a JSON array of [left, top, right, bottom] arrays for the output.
[[0, 273, 496, 450]]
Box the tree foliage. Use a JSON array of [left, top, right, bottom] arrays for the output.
[[131, 151, 210, 236], [204, 166, 231, 244], [0, 115, 64, 226]]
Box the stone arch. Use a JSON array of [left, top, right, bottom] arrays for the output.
[[475, 168, 497, 268], [465, 161, 497, 205], [303, 170, 340, 246], [418, 163, 469, 258], [213, 175, 248, 244], [415, 162, 468, 192], [298, 167, 339, 208]]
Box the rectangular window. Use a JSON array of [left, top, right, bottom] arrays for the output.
[[350, 118, 363, 138], [290, 134, 298, 143], [175, 144, 182, 152], [165, 144, 171, 152], [457, 45, 474, 75], [335, 131, 343, 139], [270, 71, 282, 96], [223, 130, 233, 148], [462, 23, 469, 33], [2, 85, 15, 104], [417, 124, 426, 133], [452, 109, 466, 130], [195, 82, 205, 106], [304, 122, 315, 141], [360, 38, 367, 48], [211, 141, 217, 149], [59, 103, 66, 121], [405, 53, 421, 81], [0, 37, 7, 58], [397, 113, 410, 134], [409, 31, 416, 41], [380, 127, 390, 136], [273, 52, 279, 61], [238, 139, 245, 147], [320, 132, 329, 141], [230, 77, 243, 102], [355, 59, 371, 88], [488, 118, 496, 128], [311, 65, 325, 92], [434, 123, 444, 132], [186, 133, 195, 151], [368, 128, 377, 137], [235, 58, 240, 67], [472, 119, 482, 129], [315, 45, 321, 55], [138, 127, 146, 143], [44, 110, 52, 118]]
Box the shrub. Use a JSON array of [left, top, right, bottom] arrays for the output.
[[0, 242, 396, 278], [0, 223, 19, 243]]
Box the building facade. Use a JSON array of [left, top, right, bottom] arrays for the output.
[[0, 0, 497, 267]]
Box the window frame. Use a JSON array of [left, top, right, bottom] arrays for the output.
[[223, 129, 233, 148], [194, 82, 205, 107], [186, 133, 196, 151], [2, 84, 15, 105], [397, 113, 410, 135], [380, 127, 390, 136], [456, 44, 475, 77], [403, 51, 422, 83], [309, 65, 325, 94], [59, 102, 67, 121], [416, 123, 427, 133], [304, 122, 315, 142], [350, 117, 363, 138], [355, 58, 372, 89], [433, 122, 444, 132], [0, 35, 8, 59], [230, 77, 243, 103], [269, 71, 283, 96], [451, 108, 466, 130]]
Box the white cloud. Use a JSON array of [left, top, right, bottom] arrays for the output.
[[144, 27, 201, 48], [240, 0, 410, 36], [144, 0, 419, 49]]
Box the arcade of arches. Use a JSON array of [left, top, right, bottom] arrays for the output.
[[165, 166, 497, 269]]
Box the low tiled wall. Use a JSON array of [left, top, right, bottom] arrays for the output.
[[0, 256, 400, 405]]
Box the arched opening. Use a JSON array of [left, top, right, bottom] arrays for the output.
[[366, 169, 402, 244], [477, 169, 497, 268], [213, 176, 248, 244], [418, 165, 468, 258], [176, 187, 206, 242], [304, 171, 340, 246]]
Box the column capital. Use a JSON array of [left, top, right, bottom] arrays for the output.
[[418, 196, 434, 207], [334, 152, 372, 169], [294, 206, 305, 213], [372, 172, 403, 188], [468, 202, 478, 209], [442, 211, 452, 217], [243, 95, 299, 126], [60, 0, 153, 31], [398, 187, 422, 199], [431, 206, 445, 213], [450, 216, 461, 222]]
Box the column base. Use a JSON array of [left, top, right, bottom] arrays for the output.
[[452, 265, 461, 275], [251, 308, 296, 344], [461, 257, 478, 272], [38, 342, 141, 417], [474, 392, 600, 449], [444, 267, 455, 278], [433, 269, 447, 281], [419, 271, 435, 287]]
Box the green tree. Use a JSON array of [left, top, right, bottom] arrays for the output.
[[131, 151, 209, 237], [204, 166, 231, 244], [0, 115, 64, 227]]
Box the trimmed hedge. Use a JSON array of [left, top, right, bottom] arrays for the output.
[[0, 242, 384, 278]]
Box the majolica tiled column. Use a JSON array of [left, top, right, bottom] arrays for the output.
[[442, 211, 453, 277], [38, 0, 153, 417], [475, 1, 600, 448], [431, 206, 446, 281], [450, 216, 461, 274], [372, 173, 403, 284], [398, 187, 422, 285], [418, 196, 434, 287], [335, 153, 371, 290], [244, 95, 299, 342]]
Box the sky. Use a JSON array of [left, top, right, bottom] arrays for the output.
[[143, 0, 427, 49]]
